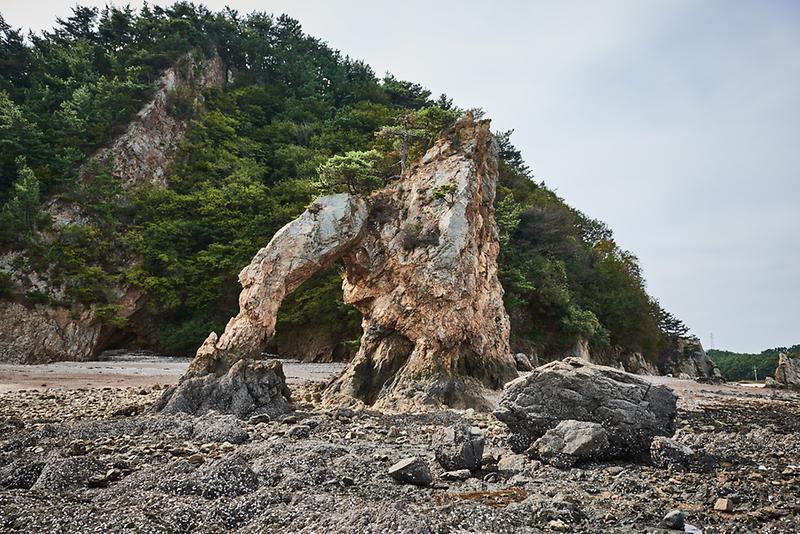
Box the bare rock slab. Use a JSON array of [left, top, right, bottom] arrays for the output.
[[494, 357, 677, 458]]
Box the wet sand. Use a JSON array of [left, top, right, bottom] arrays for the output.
[[0, 358, 347, 393]]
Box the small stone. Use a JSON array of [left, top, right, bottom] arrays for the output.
[[341, 476, 355, 486], [661, 509, 685, 530], [335, 407, 355, 419], [714, 498, 734, 512], [287, 424, 311, 439], [387, 426, 399, 438], [442, 469, 472, 481], [387, 457, 432, 487], [281, 415, 298, 424], [548, 519, 570, 532], [248, 414, 271, 425], [651, 436, 696, 469], [187, 454, 205, 465], [105, 468, 122, 482]]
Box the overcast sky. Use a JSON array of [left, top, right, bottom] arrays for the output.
[[3, 0, 798, 353]]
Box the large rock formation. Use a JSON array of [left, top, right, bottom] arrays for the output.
[[494, 357, 677, 458], [157, 116, 518, 414], [774, 352, 800, 387], [0, 53, 227, 364]]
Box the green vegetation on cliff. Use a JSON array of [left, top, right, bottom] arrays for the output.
[[0, 3, 688, 362], [708, 344, 800, 381]]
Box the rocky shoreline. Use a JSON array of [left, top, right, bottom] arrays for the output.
[[1, 367, 798, 533]]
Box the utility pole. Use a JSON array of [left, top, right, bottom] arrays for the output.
[[753, 366, 758, 382], [709, 332, 715, 350]]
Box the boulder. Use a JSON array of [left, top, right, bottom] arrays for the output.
[[514, 353, 534, 372], [433, 425, 485, 471], [387, 457, 432, 487], [494, 358, 677, 458], [153, 358, 291, 418], [530, 420, 610, 468]]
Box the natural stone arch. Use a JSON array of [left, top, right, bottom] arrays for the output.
[[156, 116, 518, 416]]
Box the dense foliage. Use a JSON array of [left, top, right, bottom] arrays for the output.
[[0, 3, 688, 361], [708, 344, 800, 382]]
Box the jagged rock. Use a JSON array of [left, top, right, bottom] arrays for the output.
[[494, 357, 677, 457], [650, 437, 696, 469], [387, 457, 432, 487], [433, 425, 485, 471], [774, 352, 800, 387], [514, 353, 534, 372], [441, 469, 472, 481], [529, 420, 610, 468], [168, 116, 517, 412], [153, 358, 291, 418]]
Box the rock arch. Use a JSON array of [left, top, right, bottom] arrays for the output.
[[156, 116, 518, 415]]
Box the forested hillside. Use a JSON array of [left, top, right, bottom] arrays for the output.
[[708, 344, 800, 381], [0, 3, 690, 366]]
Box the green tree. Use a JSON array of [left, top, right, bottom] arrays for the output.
[[316, 149, 381, 195], [0, 159, 41, 244]]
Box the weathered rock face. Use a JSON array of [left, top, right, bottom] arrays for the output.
[[84, 51, 229, 191], [494, 357, 677, 458], [660, 337, 723, 382], [160, 116, 517, 414], [324, 117, 517, 410], [0, 53, 227, 364], [774, 352, 800, 387]]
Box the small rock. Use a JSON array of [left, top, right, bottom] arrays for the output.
[[187, 454, 205, 465], [441, 469, 472, 481], [387, 457, 432, 487], [105, 468, 122, 482], [497, 453, 528, 473], [248, 414, 271, 425], [66, 441, 86, 456], [287, 424, 311, 439], [714, 498, 734, 512], [281, 415, 298, 424], [433, 425, 485, 471], [661, 509, 685, 530], [335, 407, 355, 419], [548, 519, 570, 532]]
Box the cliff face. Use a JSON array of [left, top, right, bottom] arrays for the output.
[[0, 53, 228, 364], [159, 116, 518, 414]]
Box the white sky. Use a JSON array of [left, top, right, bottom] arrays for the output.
[[3, 0, 799, 352]]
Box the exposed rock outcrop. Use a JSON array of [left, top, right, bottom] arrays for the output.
[[158, 116, 517, 414], [494, 357, 677, 458], [660, 336, 723, 382], [0, 53, 227, 364], [774, 352, 800, 387]]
